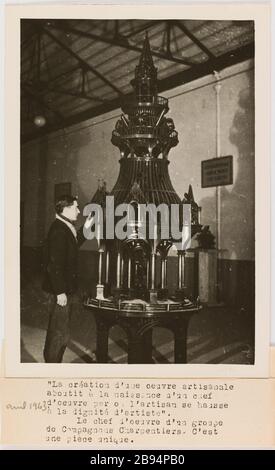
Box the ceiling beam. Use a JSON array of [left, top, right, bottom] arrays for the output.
[[23, 80, 106, 103], [22, 42, 254, 144], [166, 21, 171, 56], [37, 31, 41, 82], [43, 26, 124, 96], [53, 87, 106, 103], [49, 21, 195, 67], [157, 42, 253, 93], [125, 20, 163, 38], [26, 35, 37, 83], [21, 26, 39, 49], [24, 64, 81, 87], [173, 20, 216, 59], [114, 20, 119, 38], [21, 84, 64, 122]]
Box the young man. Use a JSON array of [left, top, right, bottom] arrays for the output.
[[42, 195, 86, 363]]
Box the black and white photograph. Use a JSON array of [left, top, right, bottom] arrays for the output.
[[5, 4, 267, 376], [1, 2, 273, 455], [19, 17, 256, 366]]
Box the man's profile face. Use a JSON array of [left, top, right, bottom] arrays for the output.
[[62, 200, 80, 222]]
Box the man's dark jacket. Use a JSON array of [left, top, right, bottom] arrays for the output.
[[42, 219, 85, 296]]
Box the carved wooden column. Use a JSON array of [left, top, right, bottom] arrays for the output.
[[98, 250, 103, 284], [127, 256, 132, 289], [121, 256, 124, 287], [178, 251, 183, 288], [146, 258, 150, 289], [116, 251, 121, 289], [149, 252, 157, 303], [103, 249, 110, 297], [105, 250, 109, 284], [96, 246, 105, 300], [157, 240, 170, 300], [150, 252, 156, 290], [161, 257, 165, 289], [175, 250, 186, 300]]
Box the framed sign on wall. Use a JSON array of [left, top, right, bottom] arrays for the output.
[[201, 156, 233, 188]]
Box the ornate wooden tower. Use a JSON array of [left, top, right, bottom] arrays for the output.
[[86, 36, 202, 364]]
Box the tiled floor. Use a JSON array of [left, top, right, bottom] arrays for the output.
[[21, 277, 254, 365]]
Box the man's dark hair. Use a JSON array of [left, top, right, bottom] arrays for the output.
[[55, 195, 77, 215]]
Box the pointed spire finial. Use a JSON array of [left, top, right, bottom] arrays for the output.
[[137, 33, 156, 74], [183, 185, 195, 204], [188, 184, 194, 201], [131, 34, 158, 100]]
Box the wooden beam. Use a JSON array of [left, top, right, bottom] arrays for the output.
[[21, 84, 64, 122], [23, 81, 106, 103], [43, 27, 123, 96], [174, 20, 216, 59], [50, 21, 195, 67], [166, 21, 171, 56], [158, 43, 253, 92], [37, 31, 41, 82], [124, 20, 163, 38], [21, 43, 254, 143]]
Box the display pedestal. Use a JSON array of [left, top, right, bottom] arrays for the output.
[[85, 297, 201, 363], [198, 249, 218, 305]]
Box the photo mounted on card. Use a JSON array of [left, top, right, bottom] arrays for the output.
[[4, 3, 270, 377]]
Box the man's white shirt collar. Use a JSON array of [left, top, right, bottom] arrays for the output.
[[56, 214, 77, 239]]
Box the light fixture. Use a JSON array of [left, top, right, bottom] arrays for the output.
[[34, 115, 46, 127]]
